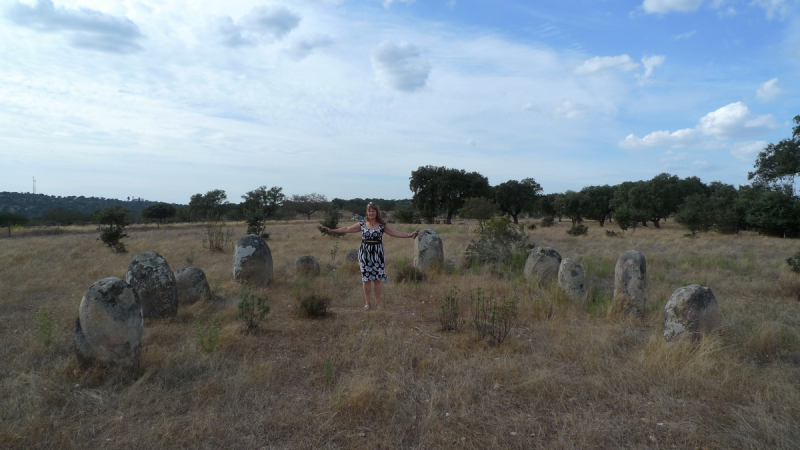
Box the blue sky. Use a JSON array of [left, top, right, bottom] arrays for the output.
[[1, 0, 798, 204]]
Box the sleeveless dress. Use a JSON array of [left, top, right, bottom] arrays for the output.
[[358, 221, 388, 282]]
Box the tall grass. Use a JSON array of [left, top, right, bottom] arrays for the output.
[[1, 220, 799, 448]]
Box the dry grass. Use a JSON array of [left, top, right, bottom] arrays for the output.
[[2, 219, 800, 449]]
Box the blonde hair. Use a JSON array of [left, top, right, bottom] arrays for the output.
[[366, 203, 385, 225]]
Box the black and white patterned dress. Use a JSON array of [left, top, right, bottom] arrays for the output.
[[358, 221, 388, 282]]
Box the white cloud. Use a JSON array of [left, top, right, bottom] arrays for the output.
[[620, 102, 779, 149], [371, 41, 430, 92], [672, 30, 697, 40], [639, 55, 666, 83], [553, 102, 586, 119], [730, 140, 767, 161], [642, 0, 703, 14], [285, 34, 333, 60], [575, 55, 639, 74], [756, 78, 783, 101], [620, 128, 700, 149], [5, 0, 144, 53], [751, 0, 792, 20], [697, 102, 778, 139], [242, 5, 301, 40]]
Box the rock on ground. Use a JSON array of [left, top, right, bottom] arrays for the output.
[[175, 266, 211, 304], [611, 250, 647, 317], [664, 284, 723, 341], [233, 234, 274, 286], [74, 277, 143, 368], [524, 247, 562, 285], [126, 251, 178, 319], [414, 229, 444, 270]]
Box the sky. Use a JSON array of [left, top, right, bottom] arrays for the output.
[[1, 0, 799, 205]]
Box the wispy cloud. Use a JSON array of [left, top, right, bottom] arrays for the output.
[[5, 0, 144, 53], [371, 41, 431, 92], [756, 78, 783, 101]]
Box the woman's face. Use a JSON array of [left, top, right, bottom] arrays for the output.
[[366, 207, 377, 220]]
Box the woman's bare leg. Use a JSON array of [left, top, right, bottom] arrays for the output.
[[362, 281, 372, 309], [373, 281, 382, 308]]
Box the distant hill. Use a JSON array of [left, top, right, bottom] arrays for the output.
[[0, 192, 183, 217]]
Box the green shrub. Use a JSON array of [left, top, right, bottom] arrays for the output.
[[787, 252, 800, 273], [392, 207, 421, 224], [319, 207, 342, 237], [33, 308, 56, 347], [95, 206, 130, 253], [539, 216, 555, 227], [237, 288, 270, 332], [566, 223, 588, 236], [195, 316, 222, 353], [464, 217, 530, 268], [297, 294, 330, 318], [470, 288, 517, 345], [438, 286, 460, 331]]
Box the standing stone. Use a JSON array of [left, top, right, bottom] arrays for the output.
[[126, 251, 178, 319], [413, 229, 444, 270], [233, 234, 273, 286], [345, 249, 359, 264], [664, 284, 723, 341], [558, 258, 587, 303], [294, 255, 321, 277], [74, 277, 143, 368], [610, 250, 647, 317], [175, 266, 211, 304], [524, 247, 562, 285]]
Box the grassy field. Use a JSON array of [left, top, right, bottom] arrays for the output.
[[1, 219, 799, 449]]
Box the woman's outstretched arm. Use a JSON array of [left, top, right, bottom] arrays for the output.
[[322, 222, 361, 234], [384, 224, 419, 239]]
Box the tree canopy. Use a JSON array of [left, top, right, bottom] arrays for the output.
[[749, 115, 800, 187], [493, 178, 542, 224], [410, 166, 491, 224]]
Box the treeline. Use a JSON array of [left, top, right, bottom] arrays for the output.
[[0, 192, 161, 219]]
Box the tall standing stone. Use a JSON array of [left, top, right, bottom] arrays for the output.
[[126, 251, 178, 319], [524, 247, 562, 285], [175, 266, 211, 304], [663, 284, 723, 341], [413, 229, 444, 270], [558, 258, 587, 303], [610, 250, 647, 317], [74, 277, 143, 368], [233, 234, 273, 286]]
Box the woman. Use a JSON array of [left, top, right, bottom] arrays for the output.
[[322, 203, 419, 310]]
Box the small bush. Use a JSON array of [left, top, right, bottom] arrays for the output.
[[33, 308, 57, 347], [395, 265, 427, 283], [470, 288, 517, 345], [319, 207, 342, 237], [527, 223, 537, 231], [566, 223, 588, 236], [605, 229, 620, 238], [465, 217, 530, 268], [540, 216, 555, 227], [438, 286, 460, 331], [98, 226, 128, 253], [204, 222, 234, 252], [237, 288, 270, 332], [195, 316, 222, 353], [787, 252, 800, 273], [298, 294, 330, 318]]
